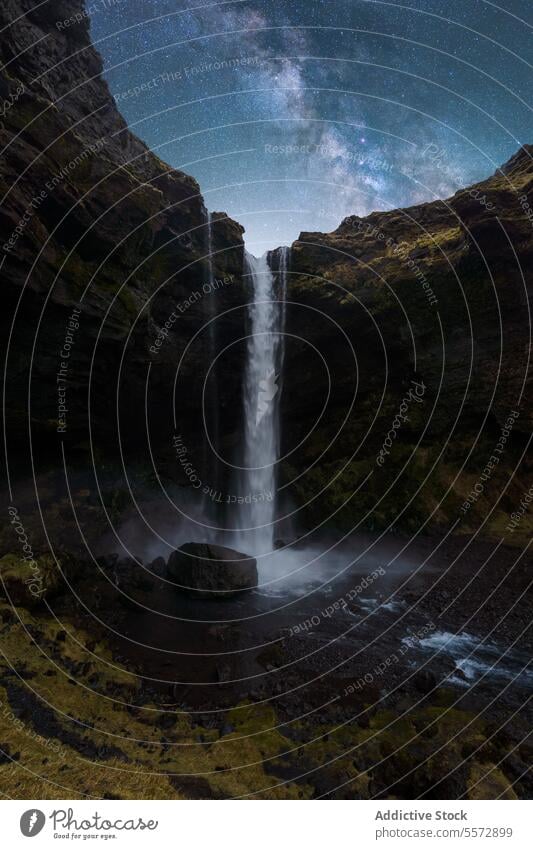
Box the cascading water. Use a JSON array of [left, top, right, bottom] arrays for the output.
[[237, 249, 289, 555]]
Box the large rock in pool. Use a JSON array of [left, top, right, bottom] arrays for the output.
[[167, 543, 258, 598]]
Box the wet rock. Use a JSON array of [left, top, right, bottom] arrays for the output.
[[97, 555, 157, 598], [413, 669, 437, 694], [167, 543, 258, 598], [207, 624, 229, 640]]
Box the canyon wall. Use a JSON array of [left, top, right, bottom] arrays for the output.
[[283, 147, 533, 539]]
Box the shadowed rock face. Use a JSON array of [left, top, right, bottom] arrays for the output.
[[168, 543, 258, 598], [0, 0, 246, 479], [0, 3, 532, 805], [281, 147, 533, 538], [1, 0, 531, 542]]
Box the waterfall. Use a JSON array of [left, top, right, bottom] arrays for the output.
[[237, 249, 289, 554]]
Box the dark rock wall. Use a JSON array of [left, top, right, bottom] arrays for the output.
[[282, 148, 533, 537], [1, 0, 531, 540], [0, 0, 247, 482]]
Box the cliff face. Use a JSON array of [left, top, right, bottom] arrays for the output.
[[282, 148, 533, 539], [1, 0, 531, 539], [0, 0, 246, 478]]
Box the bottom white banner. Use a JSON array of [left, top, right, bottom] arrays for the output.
[[2, 799, 532, 847]]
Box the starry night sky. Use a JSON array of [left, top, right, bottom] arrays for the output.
[[89, 0, 533, 254]]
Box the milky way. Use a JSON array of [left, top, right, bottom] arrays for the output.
[[90, 0, 532, 253]]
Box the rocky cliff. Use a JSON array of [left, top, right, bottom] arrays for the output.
[[0, 0, 246, 482], [282, 147, 533, 540], [0, 1, 531, 804]]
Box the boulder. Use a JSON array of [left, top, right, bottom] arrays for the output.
[[167, 543, 258, 598]]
